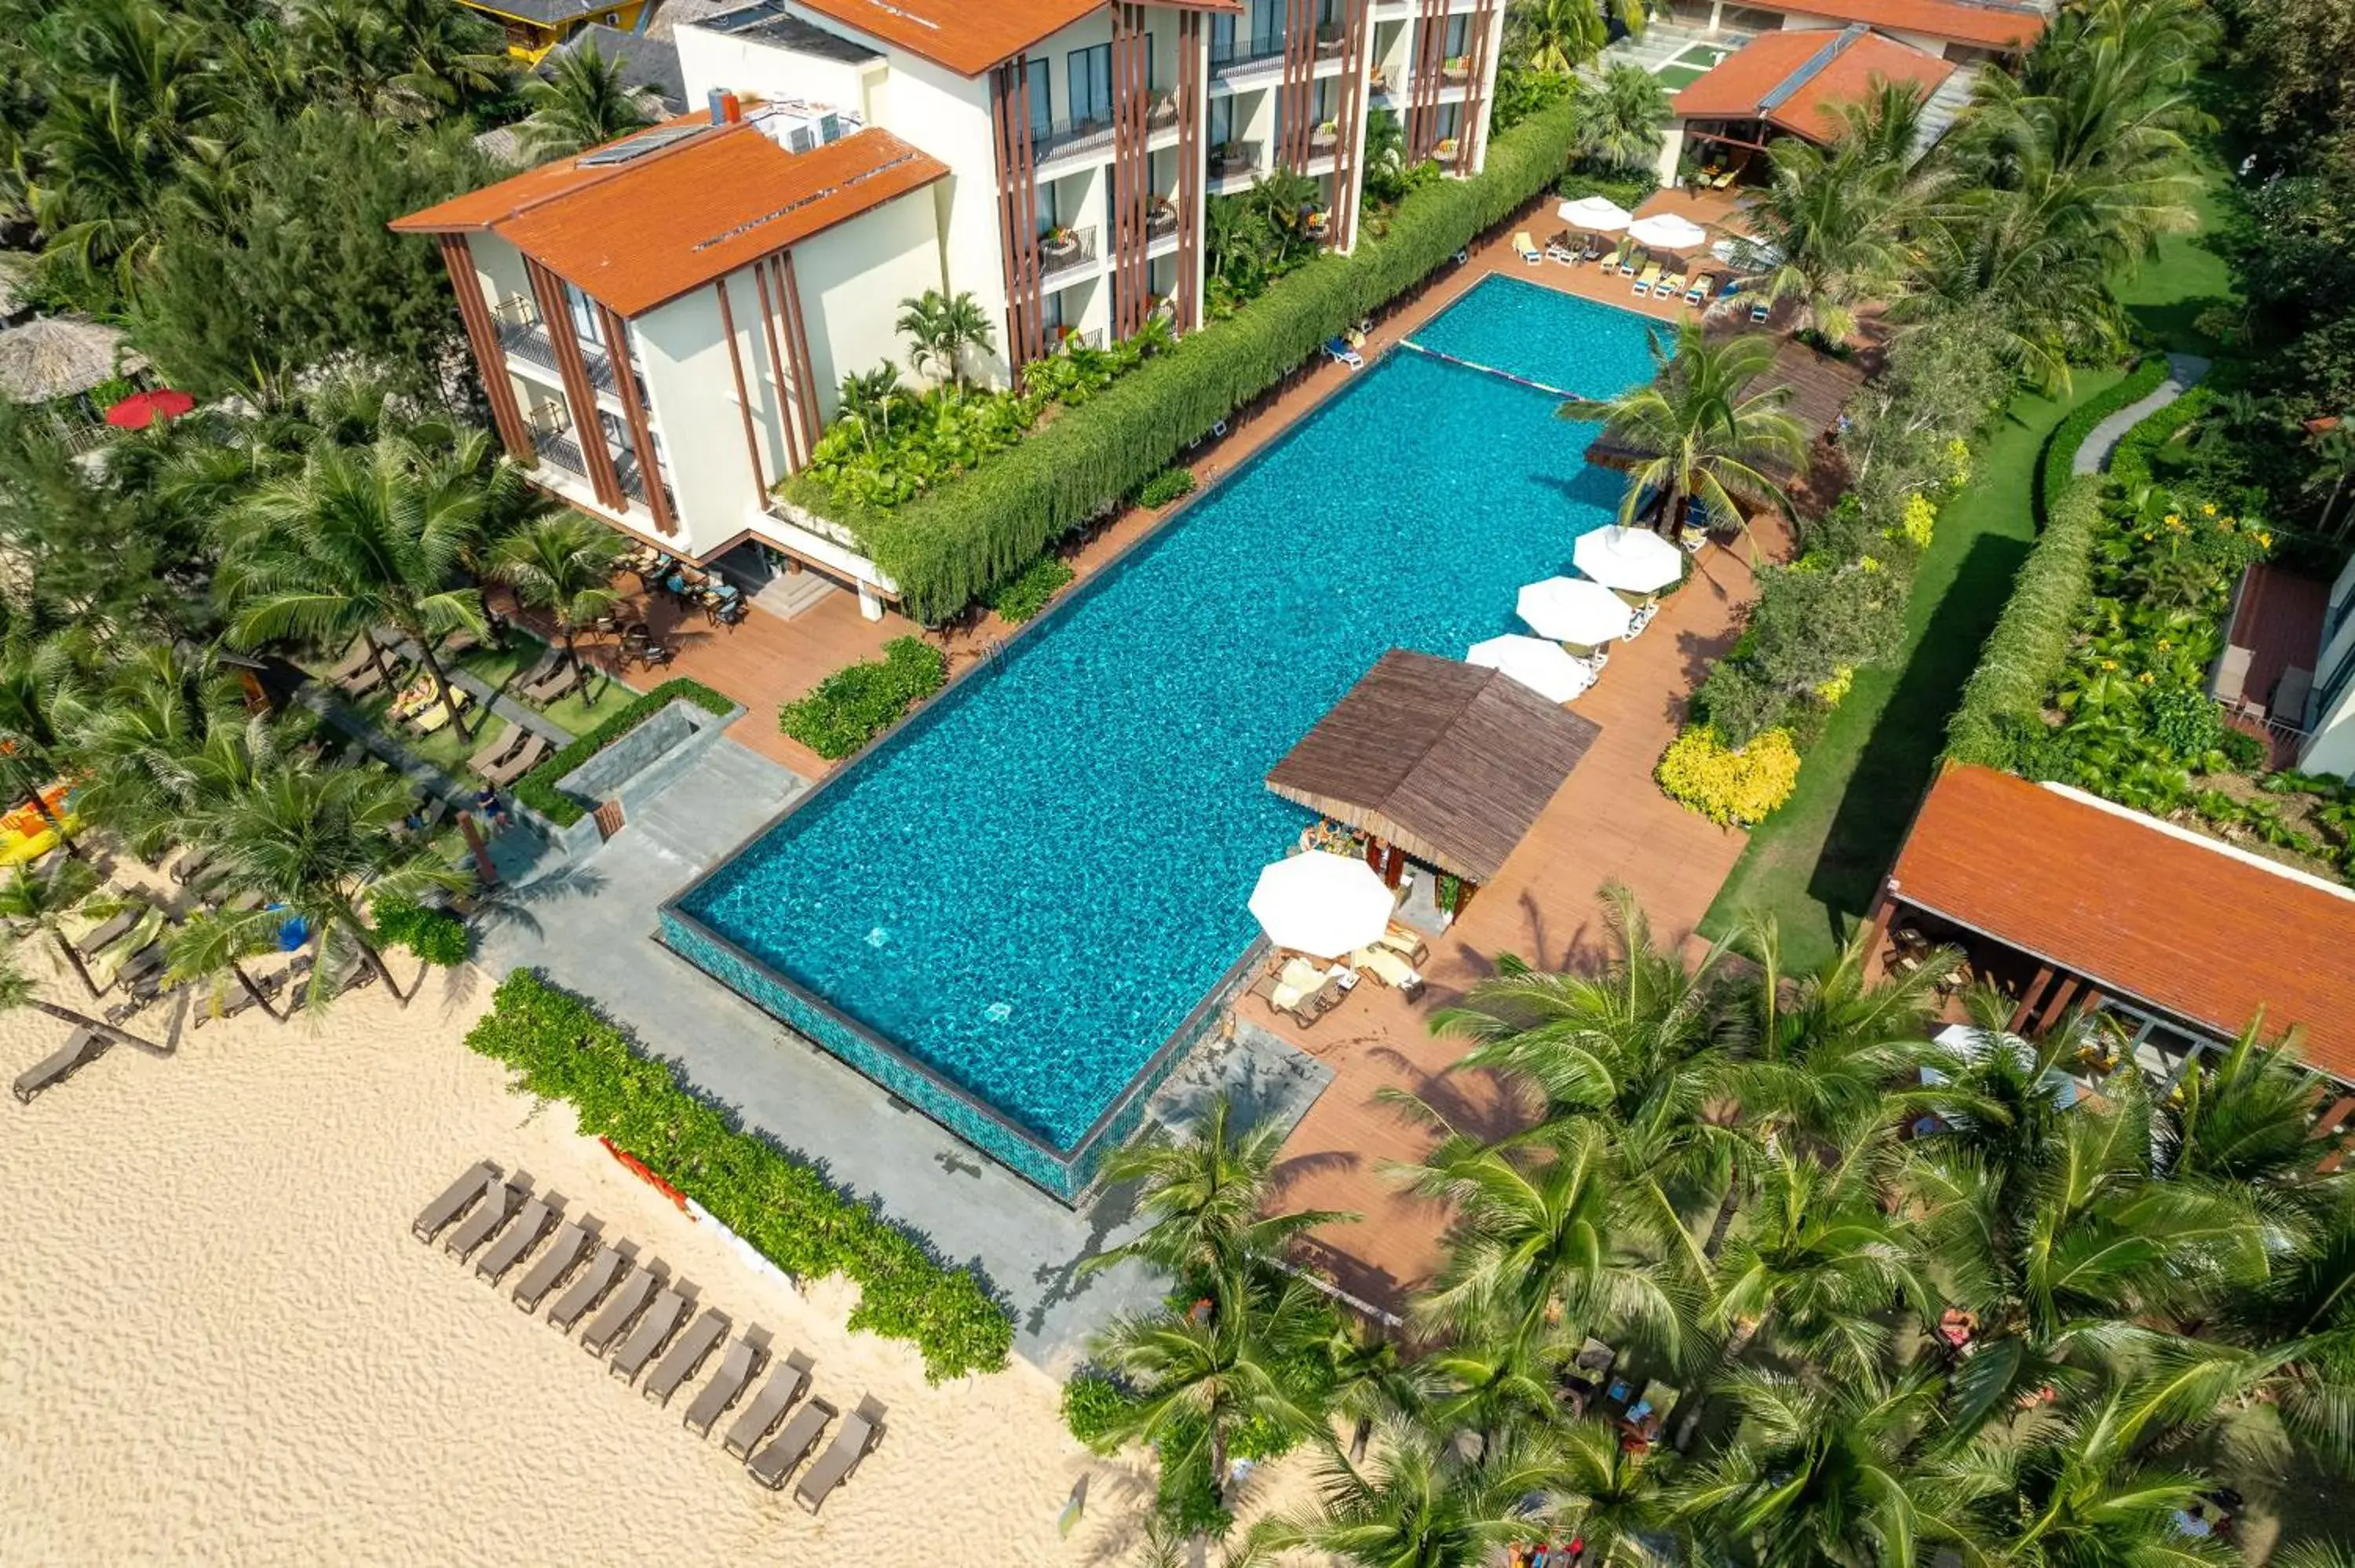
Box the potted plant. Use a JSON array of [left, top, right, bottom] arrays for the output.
[[1433, 134, 1459, 160], [1313, 117, 1338, 148], [1442, 53, 1469, 78], [1040, 224, 1079, 261]]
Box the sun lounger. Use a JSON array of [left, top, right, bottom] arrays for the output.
[[13, 1028, 108, 1104], [475, 1194, 554, 1283], [412, 1161, 499, 1243], [191, 978, 270, 1029], [481, 733, 550, 789], [1353, 943, 1426, 1001], [1546, 233, 1579, 264], [685, 1334, 766, 1433], [520, 658, 582, 706], [466, 722, 528, 781], [1685, 272, 1715, 305], [644, 1307, 731, 1406], [443, 1175, 523, 1260], [578, 1263, 661, 1356], [1323, 336, 1364, 369], [512, 1219, 593, 1312], [1633, 262, 1662, 297], [1750, 297, 1771, 323], [748, 1398, 834, 1491], [795, 1400, 882, 1514], [517, 647, 564, 690], [1511, 230, 1542, 264], [323, 640, 378, 684], [1659, 272, 1685, 300], [546, 1243, 630, 1333], [1248, 971, 1319, 1027], [408, 688, 473, 736], [724, 1359, 809, 1458], [610, 1285, 691, 1383], [1375, 924, 1430, 965], [74, 906, 142, 957]]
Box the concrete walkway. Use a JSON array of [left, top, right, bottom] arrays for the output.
[[2074, 352, 2211, 476]]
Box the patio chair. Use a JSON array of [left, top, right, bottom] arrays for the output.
[[1545, 231, 1579, 264], [643, 1307, 731, 1407], [1375, 924, 1430, 965], [1511, 230, 1543, 264], [723, 1358, 809, 1458], [1352, 943, 1426, 1001], [74, 904, 144, 957], [481, 733, 550, 789], [545, 1243, 629, 1333], [1248, 971, 1321, 1029], [442, 1173, 524, 1260], [411, 1160, 499, 1243], [795, 1397, 883, 1514], [511, 1219, 594, 1313], [684, 1334, 767, 1435], [609, 1284, 692, 1384], [1658, 270, 1686, 301], [1632, 262, 1663, 297], [747, 1398, 835, 1491], [1749, 296, 1771, 324], [466, 721, 528, 781], [577, 1261, 662, 1356], [473, 1193, 555, 1284], [13, 1027, 107, 1104], [1685, 272, 1716, 306], [1323, 336, 1364, 370]]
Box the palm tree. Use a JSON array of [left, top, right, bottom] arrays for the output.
[[218, 433, 498, 739], [0, 857, 121, 998], [1559, 323, 1805, 537], [375, 0, 511, 115], [1565, 64, 1668, 174], [518, 39, 652, 160], [487, 512, 626, 687], [834, 363, 907, 450], [167, 904, 289, 1024], [1088, 1092, 1357, 1281], [1550, 1418, 1674, 1566], [0, 633, 93, 856], [895, 289, 996, 394], [0, 937, 168, 1057], [188, 759, 468, 1007], [1240, 1417, 1566, 1568], [63, 640, 248, 860], [1513, 0, 1644, 75], [1743, 136, 1914, 345]]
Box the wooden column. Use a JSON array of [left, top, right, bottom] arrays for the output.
[[595, 303, 676, 537], [1112, 4, 1151, 339], [437, 235, 534, 464], [2008, 963, 2055, 1034], [1460, 0, 1498, 171], [2035, 975, 2083, 1034], [1408, 0, 1448, 162], [1279, 0, 1319, 170], [990, 60, 1046, 374], [524, 258, 623, 509], [712, 277, 768, 502], [750, 256, 801, 472], [1331, 0, 1371, 250], [1175, 9, 1203, 333], [776, 251, 822, 457]]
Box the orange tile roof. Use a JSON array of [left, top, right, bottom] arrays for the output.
[[1889, 764, 2355, 1078], [1769, 0, 2042, 50], [1673, 26, 1955, 144], [393, 121, 947, 318], [781, 0, 1239, 77]]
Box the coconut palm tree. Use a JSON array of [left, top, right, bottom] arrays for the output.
[[0, 936, 168, 1056], [0, 857, 122, 998], [0, 633, 94, 856], [1240, 1417, 1568, 1568], [1565, 64, 1668, 174], [1743, 136, 1915, 345], [63, 639, 248, 859], [518, 39, 652, 160], [1558, 324, 1805, 537], [217, 432, 498, 739], [1550, 1417, 1675, 1566], [1088, 1092, 1358, 1282], [374, 0, 511, 115], [895, 289, 996, 394], [1513, 0, 1645, 75], [187, 758, 468, 1007], [487, 512, 626, 685]]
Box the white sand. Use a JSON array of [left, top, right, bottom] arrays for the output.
[[0, 953, 1316, 1565]]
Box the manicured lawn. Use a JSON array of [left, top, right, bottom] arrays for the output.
[[446, 633, 637, 739], [1698, 367, 2127, 968], [2113, 145, 2240, 356]]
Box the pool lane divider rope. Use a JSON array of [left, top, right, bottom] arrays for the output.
[[1397, 339, 1577, 401]]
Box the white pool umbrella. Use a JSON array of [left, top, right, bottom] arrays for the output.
[[1466, 636, 1596, 704], [1515, 577, 1635, 645], [1557, 195, 1634, 232], [1249, 851, 1393, 960], [1627, 213, 1709, 253], [1575, 525, 1685, 593]]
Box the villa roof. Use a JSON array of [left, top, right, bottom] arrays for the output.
[[1265, 650, 1601, 884], [392, 119, 947, 317], [1762, 337, 1867, 446], [778, 0, 1239, 77], [1674, 26, 1955, 144], [1889, 764, 2355, 1078], [1762, 0, 2043, 51]]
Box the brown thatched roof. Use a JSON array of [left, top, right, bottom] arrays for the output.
[[1265, 650, 1601, 884], [1582, 335, 1866, 492], [0, 316, 133, 403]]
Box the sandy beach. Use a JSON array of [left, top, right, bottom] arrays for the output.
[[0, 950, 1313, 1566]]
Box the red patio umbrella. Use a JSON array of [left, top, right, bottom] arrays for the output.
[[104, 388, 196, 429]]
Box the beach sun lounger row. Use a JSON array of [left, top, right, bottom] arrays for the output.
[[410, 1161, 885, 1511], [12, 1027, 107, 1104]]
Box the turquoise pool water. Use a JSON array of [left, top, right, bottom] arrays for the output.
[[670, 276, 1660, 1190]]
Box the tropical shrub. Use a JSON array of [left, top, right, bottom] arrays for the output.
[[1656, 724, 1802, 826], [513, 678, 736, 828], [778, 636, 947, 759], [1061, 1372, 1129, 1448], [2039, 356, 2164, 519], [1946, 477, 2105, 768], [371, 893, 469, 967], [466, 972, 1013, 1379], [1893, 492, 1937, 550], [2109, 386, 2214, 496], [1135, 468, 1197, 509], [982, 555, 1075, 625]]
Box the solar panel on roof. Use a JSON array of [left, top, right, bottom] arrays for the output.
[[578, 124, 706, 166]]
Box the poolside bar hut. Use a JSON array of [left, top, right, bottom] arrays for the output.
[[1265, 650, 1601, 896]]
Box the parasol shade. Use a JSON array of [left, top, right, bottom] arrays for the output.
[[1557, 195, 1634, 232], [1574, 525, 1686, 593], [1514, 577, 1635, 645], [1466, 636, 1596, 704], [106, 388, 195, 429], [1249, 851, 1394, 960], [1626, 213, 1709, 251]]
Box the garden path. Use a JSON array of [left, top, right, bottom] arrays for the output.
[[2072, 352, 2210, 476]]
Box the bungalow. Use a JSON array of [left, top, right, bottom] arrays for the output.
[[1664, 0, 2045, 63], [1656, 25, 1958, 184], [458, 0, 657, 62]]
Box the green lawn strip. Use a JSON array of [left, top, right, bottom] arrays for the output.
[[2112, 144, 2240, 356], [447, 633, 637, 740], [1698, 370, 2127, 968]]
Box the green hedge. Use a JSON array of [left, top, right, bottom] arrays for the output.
[[513, 677, 736, 828], [822, 100, 1583, 622], [777, 636, 947, 759], [2108, 385, 2213, 496], [466, 970, 1014, 1380], [1945, 476, 2105, 768], [2037, 356, 2163, 521]]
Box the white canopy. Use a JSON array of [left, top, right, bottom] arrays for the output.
[[1626, 213, 1709, 252], [1514, 577, 1635, 645], [1557, 195, 1634, 232], [1466, 636, 1597, 705], [1574, 525, 1686, 593], [1249, 851, 1394, 960]]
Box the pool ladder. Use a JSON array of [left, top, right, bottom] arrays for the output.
[[976, 636, 1010, 675]]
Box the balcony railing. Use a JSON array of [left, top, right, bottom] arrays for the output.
[[1146, 200, 1179, 239], [1031, 92, 1180, 163], [1208, 144, 1262, 181], [535, 432, 589, 478], [1038, 224, 1099, 281], [1212, 29, 1287, 71], [490, 294, 616, 393]]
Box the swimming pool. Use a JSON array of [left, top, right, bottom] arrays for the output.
[[663, 275, 1663, 1198]]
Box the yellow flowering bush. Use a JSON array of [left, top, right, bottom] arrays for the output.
[[1815, 665, 1855, 706], [1942, 436, 1972, 490], [1889, 493, 1937, 550], [1656, 724, 1802, 826]]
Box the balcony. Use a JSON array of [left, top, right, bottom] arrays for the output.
[[1146, 199, 1179, 239], [1208, 143, 1261, 182], [535, 431, 589, 478], [1212, 28, 1287, 73], [1038, 224, 1099, 284], [490, 294, 616, 394], [1031, 92, 1181, 166]]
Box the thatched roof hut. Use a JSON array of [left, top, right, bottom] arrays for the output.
[[1583, 336, 1866, 494], [0, 316, 137, 403], [0, 254, 31, 326], [1265, 650, 1601, 885]]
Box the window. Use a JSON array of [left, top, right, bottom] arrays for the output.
[[1251, 0, 1282, 48], [1209, 94, 1234, 148], [1443, 14, 1470, 57], [564, 282, 604, 350], [1022, 56, 1053, 138], [1211, 13, 1236, 60], [1068, 42, 1112, 126]]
